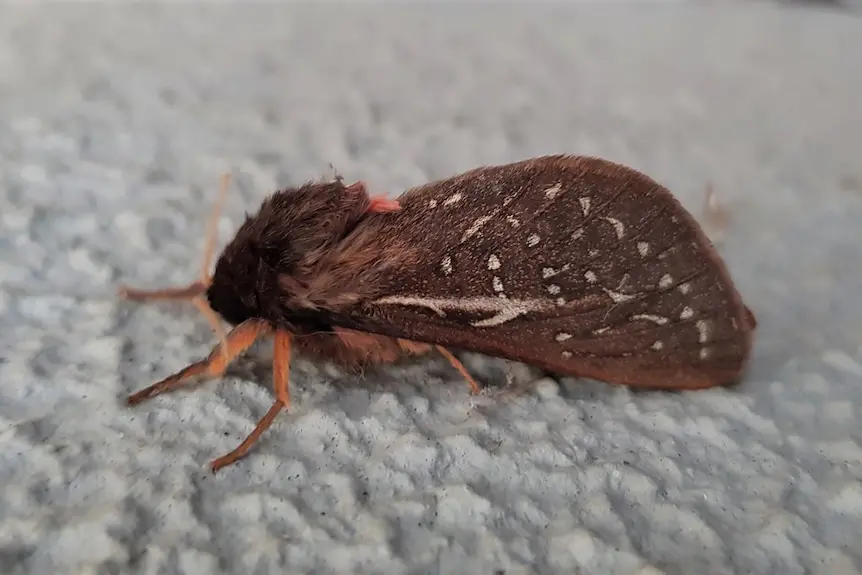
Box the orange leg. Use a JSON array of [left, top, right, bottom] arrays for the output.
[[434, 345, 482, 394], [210, 329, 293, 472], [127, 318, 269, 405]]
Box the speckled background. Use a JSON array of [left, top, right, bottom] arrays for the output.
[[1, 2, 861, 574]]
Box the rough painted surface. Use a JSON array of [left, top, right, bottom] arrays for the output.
[[1, 3, 861, 574]]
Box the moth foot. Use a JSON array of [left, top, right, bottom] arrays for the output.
[[210, 400, 286, 473]]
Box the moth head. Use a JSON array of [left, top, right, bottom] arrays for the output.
[[205, 241, 267, 326], [204, 178, 391, 325], [204, 198, 315, 326]]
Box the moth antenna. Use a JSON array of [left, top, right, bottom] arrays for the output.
[[192, 295, 230, 363], [703, 183, 729, 228], [200, 173, 231, 285], [702, 182, 729, 244]]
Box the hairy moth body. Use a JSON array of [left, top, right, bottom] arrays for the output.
[[120, 155, 756, 471]]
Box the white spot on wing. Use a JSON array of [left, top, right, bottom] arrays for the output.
[[572, 228, 584, 240], [561, 351, 572, 359], [585, 270, 597, 283], [556, 297, 566, 306], [429, 199, 438, 208], [443, 193, 462, 206], [544, 183, 562, 199], [441, 256, 452, 276], [593, 326, 611, 335], [461, 215, 492, 242], [651, 341, 664, 350], [492, 276, 504, 293], [555, 333, 572, 342], [696, 320, 709, 343], [506, 215, 520, 227], [678, 283, 691, 295], [372, 295, 552, 327], [603, 217, 625, 239], [527, 234, 540, 247], [374, 296, 447, 317], [700, 348, 711, 360], [473, 309, 516, 326], [680, 307, 694, 320], [637, 242, 649, 257], [547, 284, 561, 295], [542, 264, 570, 279], [579, 197, 591, 216], [487, 254, 501, 270], [472, 307, 521, 327], [631, 314, 669, 325], [603, 288, 635, 303], [659, 274, 673, 289]]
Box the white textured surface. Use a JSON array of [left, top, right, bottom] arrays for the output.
[[1, 3, 862, 574]]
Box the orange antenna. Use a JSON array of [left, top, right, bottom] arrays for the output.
[[118, 172, 235, 363], [196, 173, 232, 361], [201, 173, 231, 285]]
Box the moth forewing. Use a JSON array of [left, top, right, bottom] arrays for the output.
[[331, 155, 756, 390]]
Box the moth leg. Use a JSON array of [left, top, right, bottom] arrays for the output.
[[434, 345, 482, 395], [210, 329, 292, 472], [396, 339, 433, 356], [117, 281, 207, 302], [117, 282, 228, 360], [271, 329, 292, 406], [126, 318, 268, 405]]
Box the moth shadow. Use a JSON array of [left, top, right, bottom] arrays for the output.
[[222, 340, 433, 394], [221, 344, 551, 414], [197, 336, 643, 411], [555, 376, 622, 400], [555, 373, 723, 407]]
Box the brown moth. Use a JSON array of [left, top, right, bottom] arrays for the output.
[[118, 155, 757, 472]]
